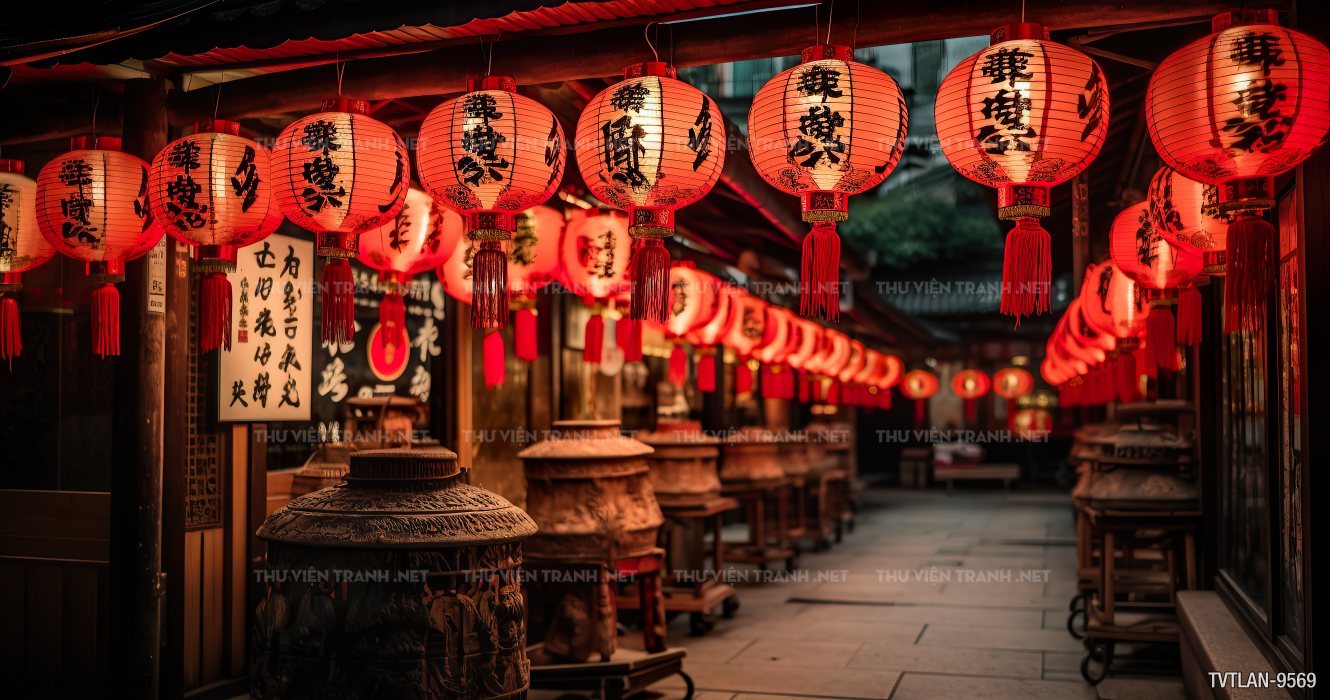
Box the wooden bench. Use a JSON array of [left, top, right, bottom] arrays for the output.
[[933, 463, 1020, 494]]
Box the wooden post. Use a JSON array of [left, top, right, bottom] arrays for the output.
[[109, 76, 169, 698], [1071, 173, 1090, 292]]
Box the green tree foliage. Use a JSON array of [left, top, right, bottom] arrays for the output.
[[840, 173, 1002, 270]]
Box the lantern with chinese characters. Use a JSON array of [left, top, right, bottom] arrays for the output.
[[722, 291, 766, 395], [951, 369, 991, 423], [748, 45, 908, 320], [663, 262, 718, 386], [0, 159, 55, 363], [1080, 261, 1147, 402], [993, 366, 1034, 414], [560, 208, 632, 364], [1109, 202, 1203, 371], [936, 23, 1109, 321], [507, 205, 563, 362], [37, 136, 164, 357], [752, 305, 794, 399], [575, 61, 726, 323], [1067, 296, 1116, 356], [684, 282, 736, 392], [272, 99, 408, 345], [1147, 167, 1230, 345], [149, 121, 282, 352], [435, 236, 501, 389], [901, 369, 939, 425], [418, 76, 565, 331], [1147, 10, 1330, 332]]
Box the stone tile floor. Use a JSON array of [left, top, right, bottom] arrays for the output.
[[531, 487, 1186, 700]]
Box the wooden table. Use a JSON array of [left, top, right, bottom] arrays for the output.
[[934, 463, 1020, 494], [721, 478, 797, 573]]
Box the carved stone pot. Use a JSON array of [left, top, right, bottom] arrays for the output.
[[517, 420, 664, 561], [251, 448, 537, 700], [720, 428, 785, 484], [638, 420, 722, 505]]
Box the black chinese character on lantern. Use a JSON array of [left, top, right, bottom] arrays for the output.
[[0, 184, 15, 260], [982, 47, 1034, 87], [298, 120, 346, 213], [1222, 31, 1292, 153], [165, 139, 209, 231], [1231, 31, 1285, 76], [795, 65, 844, 103], [1135, 209, 1159, 267], [1077, 63, 1105, 141], [610, 83, 650, 113], [978, 89, 1037, 154], [790, 105, 846, 167], [456, 93, 510, 186], [378, 148, 405, 213], [1153, 178, 1183, 233], [230, 145, 260, 212], [544, 118, 563, 187], [687, 96, 713, 171], [601, 115, 649, 190], [57, 159, 101, 245]]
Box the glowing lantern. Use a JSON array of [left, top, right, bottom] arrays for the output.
[[1148, 167, 1232, 346], [1147, 10, 1330, 332], [837, 339, 867, 388], [1011, 408, 1052, 439], [437, 237, 497, 388], [936, 23, 1109, 321], [813, 330, 851, 404], [0, 159, 55, 363], [1080, 262, 1146, 343], [575, 61, 726, 323], [753, 305, 794, 399], [418, 77, 564, 332], [993, 366, 1033, 415], [272, 99, 408, 345], [360, 187, 463, 345], [784, 318, 822, 402], [560, 209, 632, 364], [663, 262, 718, 386], [507, 205, 563, 362], [148, 120, 283, 351], [37, 136, 164, 357], [1109, 202, 1203, 371], [748, 45, 908, 320], [723, 292, 766, 394], [873, 354, 904, 410], [685, 282, 737, 392], [901, 369, 940, 425], [850, 349, 881, 408], [951, 369, 991, 423], [1066, 296, 1116, 355]]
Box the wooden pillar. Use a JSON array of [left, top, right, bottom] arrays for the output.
[[109, 77, 169, 698]]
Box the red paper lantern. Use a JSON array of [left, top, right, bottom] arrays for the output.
[[419, 76, 565, 331], [508, 204, 564, 363], [1148, 167, 1230, 346], [560, 208, 632, 365], [901, 369, 939, 425], [272, 99, 408, 345], [748, 45, 908, 320], [663, 262, 714, 386], [685, 281, 737, 393], [754, 306, 798, 399], [149, 120, 283, 352], [0, 159, 56, 363], [784, 318, 821, 402], [723, 292, 766, 395], [37, 136, 164, 357], [1109, 201, 1203, 370], [360, 186, 462, 356], [1066, 296, 1116, 355], [1147, 10, 1330, 332], [993, 367, 1033, 399], [812, 330, 851, 403], [575, 61, 726, 323], [837, 339, 866, 386], [1011, 408, 1052, 439], [951, 369, 991, 422], [1080, 261, 1146, 342], [937, 23, 1109, 321]]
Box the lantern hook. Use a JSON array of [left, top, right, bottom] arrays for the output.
[[644, 22, 660, 62]]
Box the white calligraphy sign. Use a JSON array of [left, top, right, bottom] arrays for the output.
[[218, 233, 313, 422]]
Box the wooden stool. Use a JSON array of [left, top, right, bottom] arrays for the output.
[[721, 479, 796, 573]]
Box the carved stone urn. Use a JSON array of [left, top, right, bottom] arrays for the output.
[[720, 427, 785, 484], [638, 420, 722, 506], [517, 420, 664, 561], [251, 448, 537, 700]]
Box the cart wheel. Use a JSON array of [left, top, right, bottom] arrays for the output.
[[722, 596, 740, 618], [689, 612, 716, 636], [1080, 641, 1114, 685], [677, 670, 696, 699], [1066, 595, 1086, 640], [1068, 593, 1085, 612]]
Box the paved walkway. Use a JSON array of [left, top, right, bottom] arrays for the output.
[[588, 487, 1184, 700]]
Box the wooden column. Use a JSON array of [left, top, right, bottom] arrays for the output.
[[109, 77, 169, 698]]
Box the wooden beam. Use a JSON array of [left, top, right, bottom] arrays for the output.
[[168, 0, 1238, 123]]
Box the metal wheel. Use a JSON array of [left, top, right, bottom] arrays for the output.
[[1066, 594, 1087, 640], [678, 670, 696, 699], [1080, 640, 1115, 685]]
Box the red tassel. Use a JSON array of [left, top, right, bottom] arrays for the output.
[[914, 398, 926, 425], [801, 221, 841, 321], [880, 386, 893, 410], [470, 240, 508, 329], [1177, 286, 1203, 346], [629, 238, 670, 323], [697, 350, 717, 392], [583, 311, 604, 364], [0, 294, 21, 365], [514, 306, 538, 362], [736, 361, 754, 394], [617, 318, 643, 362], [827, 380, 840, 405], [91, 282, 120, 358], [760, 364, 776, 399], [1114, 353, 1137, 403], [1224, 213, 1275, 334], [964, 398, 977, 423], [1000, 218, 1051, 324], [199, 271, 233, 352], [483, 330, 505, 389], [378, 289, 405, 340], [668, 342, 687, 386], [320, 258, 355, 346], [797, 370, 810, 402], [1147, 306, 1177, 373], [1136, 345, 1156, 385]]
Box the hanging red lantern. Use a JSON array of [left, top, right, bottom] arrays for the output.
[[1, 159, 56, 364], [1066, 296, 1116, 356], [437, 236, 500, 388], [723, 291, 766, 395], [663, 262, 718, 386], [684, 281, 737, 393], [272, 99, 408, 345], [560, 208, 632, 364], [951, 369, 991, 423], [1147, 10, 1330, 332], [993, 366, 1033, 416], [937, 22, 1109, 322], [837, 339, 867, 394], [784, 317, 822, 402], [361, 187, 464, 350], [813, 330, 851, 403], [748, 44, 908, 320], [849, 349, 881, 408], [574, 61, 726, 323], [1147, 167, 1229, 345], [37, 136, 164, 357], [1011, 407, 1052, 439], [753, 305, 794, 399], [872, 354, 903, 410], [1080, 261, 1147, 343], [901, 369, 940, 425], [418, 76, 565, 331], [508, 204, 563, 362], [1109, 201, 1203, 370], [149, 120, 283, 352]]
